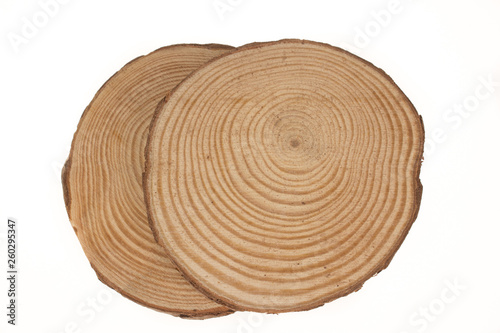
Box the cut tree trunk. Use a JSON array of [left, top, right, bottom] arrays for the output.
[[62, 44, 235, 319], [144, 39, 424, 313]]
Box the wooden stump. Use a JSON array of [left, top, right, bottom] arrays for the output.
[[145, 40, 424, 313], [62, 44, 235, 318]]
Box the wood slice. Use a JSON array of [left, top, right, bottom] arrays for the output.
[[145, 39, 424, 313], [62, 44, 235, 318]]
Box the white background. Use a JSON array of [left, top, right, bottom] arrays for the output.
[[1, 0, 499, 332]]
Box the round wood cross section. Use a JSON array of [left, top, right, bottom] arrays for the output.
[[62, 44, 234, 318], [145, 40, 424, 313]]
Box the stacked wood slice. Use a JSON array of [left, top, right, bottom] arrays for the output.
[[63, 39, 424, 318], [62, 44, 235, 319]]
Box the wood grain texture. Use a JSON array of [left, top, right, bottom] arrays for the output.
[[62, 44, 235, 318], [145, 40, 424, 313]]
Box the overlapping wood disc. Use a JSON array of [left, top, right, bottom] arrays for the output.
[[62, 44, 235, 318], [145, 40, 424, 313]]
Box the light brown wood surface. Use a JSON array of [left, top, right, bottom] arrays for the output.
[[145, 40, 424, 313], [62, 44, 234, 318]]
